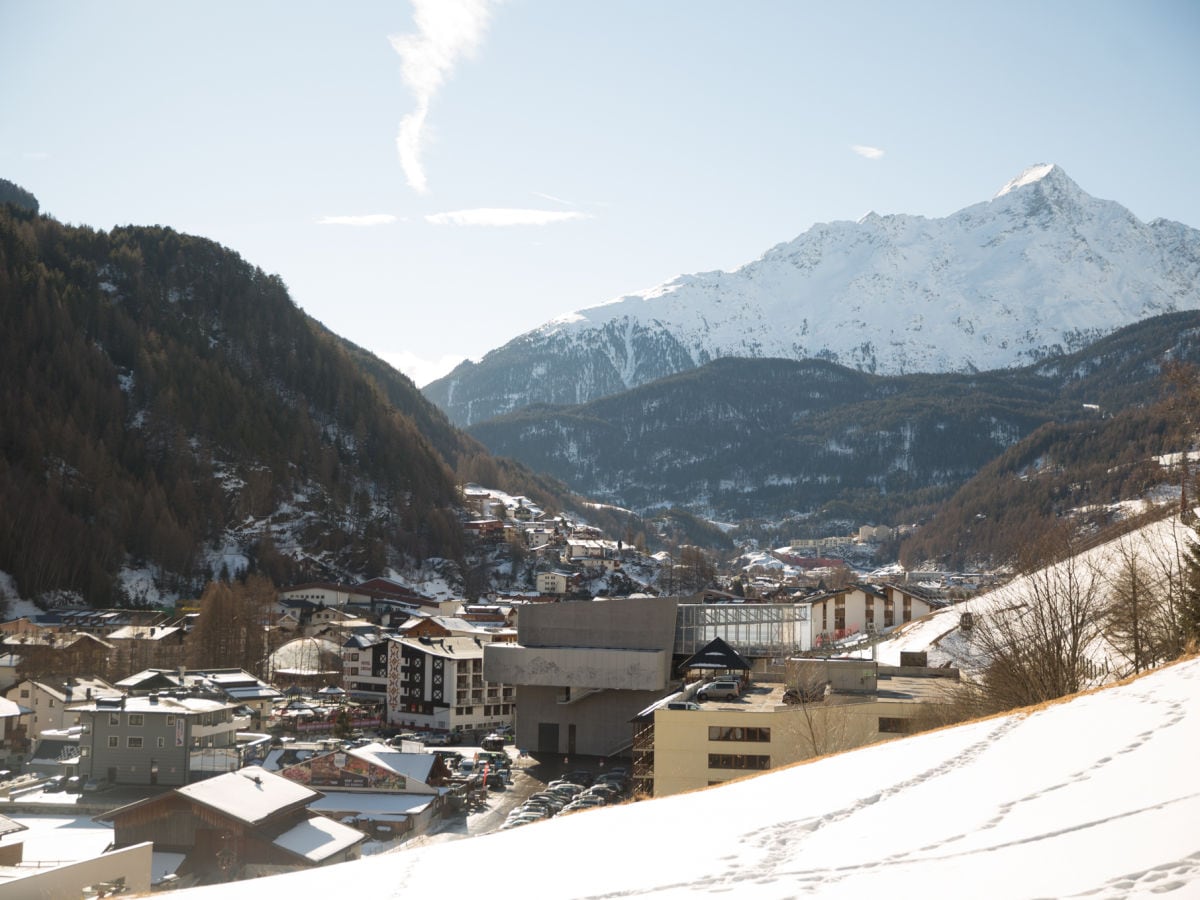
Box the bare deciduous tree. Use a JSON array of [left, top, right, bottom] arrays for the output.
[[971, 529, 1108, 712]]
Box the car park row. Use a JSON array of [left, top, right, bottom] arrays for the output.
[[500, 767, 631, 830]]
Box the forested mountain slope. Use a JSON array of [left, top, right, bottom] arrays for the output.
[[0, 199, 481, 604], [469, 312, 1200, 537]]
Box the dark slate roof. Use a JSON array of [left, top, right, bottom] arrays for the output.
[[681, 636, 753, 672]]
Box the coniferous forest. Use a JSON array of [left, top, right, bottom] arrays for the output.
[[0, 197, 494, 604]]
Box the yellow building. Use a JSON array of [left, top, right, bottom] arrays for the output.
[[637, 661, 955, 798]]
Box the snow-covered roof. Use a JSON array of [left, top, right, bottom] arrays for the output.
[[271, 813, 365, 862], [308, 791, 437, 817], [345, 744, 436, 785], [389, 635, 484, 660], [175, 768, 320, 825], [106, 624, 182, 641], [76, 694, 232, 716], [0, 814, 27, 840], [0, 697, 30, 717]]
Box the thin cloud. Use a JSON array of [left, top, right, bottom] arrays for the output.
[[390, 0, 495, 194], [533, 191, 577, 207], [851, 145, 885, 160], [426, 208, 590, 227], [316, 214, 398, 226]]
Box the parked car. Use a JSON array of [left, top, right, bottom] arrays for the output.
[[81, 777, 112, 794], [697, 680, 741, 701], [43, 775, 67, 793], [666, 701, 701, 710], [64, 775, 83, 794]]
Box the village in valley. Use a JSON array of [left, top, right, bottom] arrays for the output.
[[0, 480, 1007, 895]]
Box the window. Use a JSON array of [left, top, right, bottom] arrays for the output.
[[128, 737, 143, 749], [708, 726, 771, 743], [708, 754, 771, 770], [128, 714, 144, 726], [879, 717, 913, 734], [157, 737, 165, 748], [109, 713, 119, 726], [166, 716, 175, 726], [107, 736, 119, 749], [19, 689, 28, 698], [48, 698, 55, 708]]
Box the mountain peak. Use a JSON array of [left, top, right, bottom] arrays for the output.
[[424, 165, 1200, 427], [993, 163, 1059, 199]]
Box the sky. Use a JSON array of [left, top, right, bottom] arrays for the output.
[[2, 2, 1199, 388]]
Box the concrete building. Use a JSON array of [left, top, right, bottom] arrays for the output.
[[484, 596, 679, 758]]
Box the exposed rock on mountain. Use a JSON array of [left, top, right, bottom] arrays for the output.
[[427, 165, 1200, 426]]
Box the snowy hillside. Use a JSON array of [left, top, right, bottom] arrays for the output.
[[178, 656, 1200, 899], [426, 164, 1200, 425], [875, 511, 1195, 681]]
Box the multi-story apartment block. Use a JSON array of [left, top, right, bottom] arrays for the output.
[[76, 693, 242, 787]]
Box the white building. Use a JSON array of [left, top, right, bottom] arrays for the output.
[[386, 635, 514, 737]]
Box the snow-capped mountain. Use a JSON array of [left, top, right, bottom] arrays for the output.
[[424, 164, 1200, 426]]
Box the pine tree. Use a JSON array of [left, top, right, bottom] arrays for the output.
[[1179, 523, 1200, 651]]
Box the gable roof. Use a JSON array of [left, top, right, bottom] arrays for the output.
[[680, 636, 754, 672], [346, 743, 437, 784], [271, 813, 365, 863], [0, 813, 27, 841], [175, 768, 321, 826]]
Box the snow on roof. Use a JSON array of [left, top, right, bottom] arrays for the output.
[[106, 624, 182, 641], [308, 791, 437, 817], [269, 637, 341, 674], [391, 635, 483, 660], [346, 744, 436, 784], [271, 813, 365, 862], [0, 697, 30, 717], [0, 814, 26, 839], [77, 694, 232, 715], [176, 768, 319, 826]]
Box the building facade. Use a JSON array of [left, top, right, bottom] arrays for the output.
[[484, 595, 680, 758], [77, 694, 241, 787], [386, 635, 515, 737]]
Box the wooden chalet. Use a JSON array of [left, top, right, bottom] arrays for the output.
[[98, 767, 365, 883]]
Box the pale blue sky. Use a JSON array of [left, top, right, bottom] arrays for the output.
[[2, 1, 1198, 386]]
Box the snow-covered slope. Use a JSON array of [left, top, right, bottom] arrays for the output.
[[179, 656, 1200, 899], [876, 511, 1194, 680], [426, 165, 1200, 425]]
